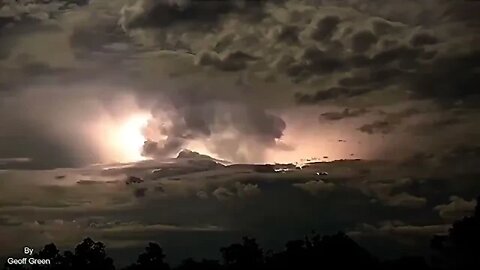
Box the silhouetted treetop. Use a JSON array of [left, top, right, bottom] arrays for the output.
[[125, 242, 170, 270], [266, 232, 378, 270], [221, 237, 264, 270], [31, 243, 63, 270], [70, 238, 115, 270]]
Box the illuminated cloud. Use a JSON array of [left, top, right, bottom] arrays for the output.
[[0, 0, 479, 264], [434, 196, 476, 221]]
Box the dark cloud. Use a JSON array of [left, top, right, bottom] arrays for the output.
[[309, 15, 341, 41], [408, 50, 480, 103], [399, 144, 480, 177], [378, 192, 427, 208], [371, 19, 400, 36], [0, 0, 89, 24], [407, 116, 462, 135], [0, 215, 22, 227], [351, 30, 378, 53], [358, 121, 393, 135], [438, 145, 480, 170], [274, 24, 300, 44], [323, 0, 444, 26], [120, 0, 265, 30], [381, 108, 421, 120], [349, 222, 449, 240], [142, 139, 184, 159], [195, 50, 258, 71], [293, 180, 335, 195], [142, 100, 286, 162], [76, 180, 105, 185], [356, 107, 422, 135], [212, 186, 235, 201], [21, 61, 69, 76], [295, 87, 371, 104], [111, 0, 479, 109], [0, 132, 87, 169], [69, 22, 128, 58], [134, 187, 147, 198], [343, 45, 479, 106], [369, 46, 427, 68], [410, 32, 438, 47], [291, 44, 438, 104], [442, 0, 480, 26], [321, 108, 369, 121], [287, 47, 346, 82], [0, 16, 15, 31]]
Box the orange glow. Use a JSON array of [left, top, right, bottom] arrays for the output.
[[112, 113, 151, 162], [92, 112, 151, 163], [86, 104, 153, 164]]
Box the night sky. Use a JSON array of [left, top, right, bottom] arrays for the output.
[[0, 0, 479, 267]]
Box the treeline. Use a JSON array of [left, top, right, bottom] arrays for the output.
[[4, 196, 480, 270]]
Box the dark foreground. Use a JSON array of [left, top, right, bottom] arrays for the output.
[[4, 196, 479, 270]]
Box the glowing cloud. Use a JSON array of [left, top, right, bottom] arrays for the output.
[[83, 93, 154, 164], [113, 113, 151, 162]]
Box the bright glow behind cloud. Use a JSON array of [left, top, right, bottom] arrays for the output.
[[113, 113, 151, 162], [89, 112, 151, 163], [82, 93, 153, 164]]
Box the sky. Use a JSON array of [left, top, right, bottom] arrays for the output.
[[0, 0, 479, 266]]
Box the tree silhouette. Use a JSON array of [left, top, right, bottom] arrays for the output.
[[31, 243, 65, 270], [431, 196, 480, 270], [265, 239, 311, 270], [125, 242, 170, 270], [315, 232, 378, 268], [220, 237, 264, 270], [66, 238, 115, 270], [265, 232, 378, 270]]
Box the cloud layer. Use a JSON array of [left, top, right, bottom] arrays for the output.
[[0, 0, 479, 265]]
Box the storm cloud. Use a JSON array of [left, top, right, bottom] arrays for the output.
[[0, 0, 479, 267]]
